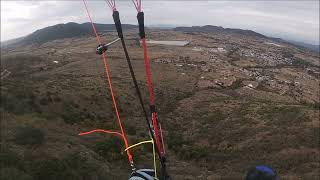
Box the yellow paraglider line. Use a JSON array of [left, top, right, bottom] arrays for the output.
[[125, 139, 158, 180]]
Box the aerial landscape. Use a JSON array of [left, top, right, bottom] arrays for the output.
[[1, 1, 319, 180]]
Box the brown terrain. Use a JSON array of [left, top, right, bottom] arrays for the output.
[[1, 27, 319, 180]]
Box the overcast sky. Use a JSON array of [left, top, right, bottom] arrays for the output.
[[1, 0, 319, 45]]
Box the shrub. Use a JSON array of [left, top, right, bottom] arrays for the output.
[[29, 158, 68, 180], [1, 88, 41, 115], [259, 105, 306, 126], [126, 124, 136, 135], [292, 58, 313, 67], [282, 50, 294, 59], [14, 127, 44, 146], [178, 146, 211, 161], [0, 149, 21, 168], [21, 152, 104, 180], [167, 131, 184, 151], [39, 98, 49, 105], [60, 103, 84, 124], [0, 168, 33, 180], [94, 138, 125, 161]]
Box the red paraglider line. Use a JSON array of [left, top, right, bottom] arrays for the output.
[[82, 0, 132, 163], [131, 0, 165, 156], [132, 0, 141, 12], [159, 124, 165, 154], [105, 0, 116, 11], [141, 38, 164, 156], [141, 38, 155, 105]]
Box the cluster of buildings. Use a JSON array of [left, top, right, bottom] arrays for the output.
[[238, 49, 294, 66]]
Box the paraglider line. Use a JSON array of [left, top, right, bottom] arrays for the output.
[[125, 139, 157, 180], [82, 0, 132, 163], [78, 129, 123, 138]]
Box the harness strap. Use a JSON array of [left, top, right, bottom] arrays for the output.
[[107, 7, 158, 158], [132, 3, 169, 179]]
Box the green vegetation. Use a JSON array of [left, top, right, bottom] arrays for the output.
[[1, 86, 41, 115], [39, 97, 50, 106], [178, 145, 211, 161], [202, 110, 227, 123], [227, 47, 241, 62], [0, 150, 108, 180], [28, 153, 100, 180], [94, 138, 125, 161], [14, 127, 45, 146], [1, 168, 33, 180], [167, 131, 210, 160], [292, 58, 313, 67], [167, 131, 185, 151], [125, 124, 137, 136], [0, 149, 21, 168], [1, 54, 44, 74], [61, 113, 82, 124], [258, 105, 307, 126], [60, 103, 84, 124], [281, 50, 294, 59]]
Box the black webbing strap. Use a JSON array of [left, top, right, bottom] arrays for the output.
[[137, 12, 145, 39], [111, 10, 159, 157], [136, 11, 169, 180], [112, 11, 123, 39]]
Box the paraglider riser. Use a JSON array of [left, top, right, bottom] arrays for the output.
[[137, 12, 145, 39]]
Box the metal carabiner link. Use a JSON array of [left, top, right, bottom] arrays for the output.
[[96, 38, 120, 55]]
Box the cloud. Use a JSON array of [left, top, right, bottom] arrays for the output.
[[1, 1, 319, 44]]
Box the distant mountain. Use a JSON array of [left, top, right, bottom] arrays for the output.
[[173, 25, 266, 38], [21, 22, 91, 44], [1, 36, 26, 47], [3, 22, 138, 46], [268, 37, 319, 53], [174, 25, 320, 53], [286, 40, 320, 53], [3, 23, 319, 53]]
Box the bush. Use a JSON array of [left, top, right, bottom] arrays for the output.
[[29, 157, 69, 180], [167, 131, 184, 151], [94, 138, 125, 161], [0, 150, 21, 168], [167, 130, 212, 161], [14, 127, 44, 146], [126, 124, 136, 135], [259, 105, 306, 126], [0, 168, 33, 180], [39, 98, 49, 105], [282, 50, 294, 59], [16, 152, 104, 180], [60, 103, 83, 124], [0, 87, 41, 115], [178, 146, 211, 161], [292, 58, 313, 67]]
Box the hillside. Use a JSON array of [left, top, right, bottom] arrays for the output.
[[1, 26, 319, 179], [3, 22, 138, 46], [173, 25, 266, 38]]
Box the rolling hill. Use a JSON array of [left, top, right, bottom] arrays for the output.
[[2, 22, 138, 46]]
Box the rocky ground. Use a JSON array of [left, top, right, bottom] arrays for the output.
[[1, 30, 319, 179]]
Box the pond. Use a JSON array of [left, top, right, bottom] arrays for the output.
[[147, 40, 189, 46]]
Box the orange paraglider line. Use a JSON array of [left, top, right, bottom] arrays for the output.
[[81, 0, 132, 163], [78, 129, 124, 138]]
